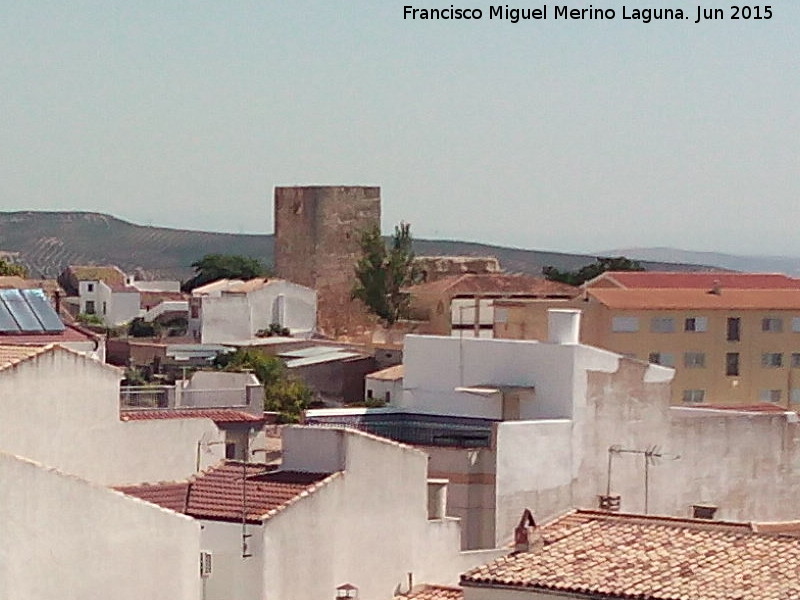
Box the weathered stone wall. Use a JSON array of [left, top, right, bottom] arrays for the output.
[[274, 186, 381, 337], [415, 256, 502, 282]]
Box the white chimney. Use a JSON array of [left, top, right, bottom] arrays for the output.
[[548, 309, 581, 345]]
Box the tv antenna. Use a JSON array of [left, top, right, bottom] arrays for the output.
[[605, 444, 680, 514]]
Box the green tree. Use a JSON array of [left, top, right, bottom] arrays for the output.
[[214, 349, 311, 423], [543, 256, 644, 287], [182, 254, 266, 292], [0, 258, 27, 278], [352, 222, 421, 326]]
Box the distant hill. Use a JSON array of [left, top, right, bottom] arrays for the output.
[[601, 247, 800, 276], [0, 211, 718, 282]]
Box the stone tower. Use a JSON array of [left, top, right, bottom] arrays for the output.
[[274, 186, 381, 337]]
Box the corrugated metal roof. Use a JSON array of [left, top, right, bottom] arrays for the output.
[[278, 346, 346, 359], [284, 351, 362, 368]]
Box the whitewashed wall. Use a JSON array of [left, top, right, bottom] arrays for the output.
[[0, 452, 202, 600], [0, 348, 225, 485]]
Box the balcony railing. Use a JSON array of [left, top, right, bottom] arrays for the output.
[[120, 386, 169, 408]]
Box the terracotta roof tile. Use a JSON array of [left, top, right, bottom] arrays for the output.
[[117, 461, 335, 523], [68, 265, 128, 285], [0, 345, 48, 370], [395, 585, 463, 600], [0, 322, 99, 345], [120, 408, 266, 424], [367, 364, 404, 381], [589, 271, 800, 290], [589, 288, 800, 310], [461, 510, 800, 599]]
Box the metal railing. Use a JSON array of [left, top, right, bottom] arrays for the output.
[[119, 386, 170, 408]]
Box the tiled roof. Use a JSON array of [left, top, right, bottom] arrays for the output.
[[461, 510, 800, 599], [120, 408, 266, 424], [408, 274, 578, 298], [587, 271, 800, 290], [0, 345, 48, 370], [395, 585, 464, 600], [117, 461, 336, 523], [367, 364, 404, 381], [68, 265, 128, 285], [0, 322, 99, 345], [589, 288, 800, 310]]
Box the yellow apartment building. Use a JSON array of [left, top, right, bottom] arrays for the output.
[[494, 287, 800, 408]]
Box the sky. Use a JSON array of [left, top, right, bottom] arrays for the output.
[[1, 1, 798, 256]]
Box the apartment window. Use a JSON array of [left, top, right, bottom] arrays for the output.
[[682, 389, 705, 403], [85, 300, 95, 315], [791, 389, 800, 404], [87, 283, 94, 292], [793, 317, 800, 333], [612, 316, 639, 333], [759, 389, 782, 403], [727, 317, 741, 341], [650, 317, 675, 333], [684, 352, 706, 368], [762, 317, 783, 333], [684, 316, 708, 332], [792, 353, 800, 368], [102, 301, 107, 315], [725, 352, 740, 376], [761, 353, 783, 368], [648, 352, 675, 368]]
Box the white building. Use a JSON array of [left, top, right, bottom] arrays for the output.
[[188, 278, 316, 343], [309, 309, 800, 550], [0, 344, 225, 485], [120, 426, 506, 600], [0, 451, 202, 600]]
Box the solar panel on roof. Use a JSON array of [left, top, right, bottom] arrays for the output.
[[0, 295, 21, 333], [21, 289, 65, 333], [0, 289, 42, 332]]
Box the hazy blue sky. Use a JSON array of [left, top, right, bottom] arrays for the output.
[[1, 1, 797, 255]]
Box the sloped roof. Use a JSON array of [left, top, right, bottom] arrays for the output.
[[395, 585, 464, 600], [408, 274, 578, 298], [0, 345, 48, 370], [589, 288, 800, 310], [587, 271, 800, 290], [120, 408, 266, 424], [461, 509, 800, 599], [0, 322, 96, 345], [117, 461, 336, 523], [367, 364, 404, 381], [67, 265, 128, 285]]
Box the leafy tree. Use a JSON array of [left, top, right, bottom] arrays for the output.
[[0, 258, 27, 278], [352, 222, 421, 326], [182, 254, 267, 292], [128, 317, 160, 338], [543, 256, 644, 287], [214, 349, 312, 423]]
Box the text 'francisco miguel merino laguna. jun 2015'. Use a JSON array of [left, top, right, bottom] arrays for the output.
[[403, 5, 774, 24]]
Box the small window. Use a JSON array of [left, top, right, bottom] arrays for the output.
[[684, 352, 706, 368], [225, 443, 236, 459], [792, 317, 800, 333], [792, 353, 800, 368], [612, 317, 639, 333], [682, 389, 705, 403], [85, 300, 96, 315], [102, 301, 107, 315], [650, 317, 675, 333], [761, 353, 783, 368], [366, 389, 373, 399], [759, 389, 782, 403], [648, 352, 675, 367], [87, 283, 94, 292], [791, 389, 800, 404], [385, 391, 391, 403], [762, 317, 783, 333], [684, 317, 708, 332], [726, 352, 740, 376], [727, 317, 741, 341]]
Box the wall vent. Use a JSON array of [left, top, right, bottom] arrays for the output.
[[200, 551, 213, 578]]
